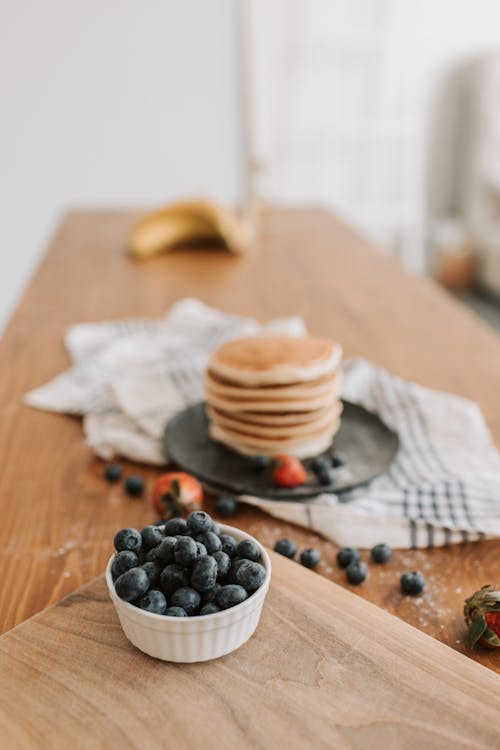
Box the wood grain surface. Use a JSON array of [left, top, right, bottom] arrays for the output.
[[0, 209, 499, 674], [0, 551, 499, 750]]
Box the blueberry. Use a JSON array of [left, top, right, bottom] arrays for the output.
[[371, 543, 393, 564], [212, 550, 231, 580], [331, 452, 347, 468], [160, 564, 189, 595], [191, 555, 218, 593], [210, 520, 221, 536], [316, 465, 336, 486], [145, 546, 162, 565], [200, 602, 220, 615], [236, 539, 260, 562], [141, 561, 160, 587], [229, 558, 249, 582], [114, 528, 142, 554], [157, 536, 178, 566], [111, 550, 139, 579], [196, 531, 222, 554], [170, 586, 201, 616], [174, 536, 198, 567], [163, 518, 188, 536], [220, 534, 237, 557], [273, 539, 297, 559], [165, 606, 187, 617], [216, 584, 248, 610], [336, 547, 360, 569], [139, 589, 167, 615], [300, 548, 321, 569], [195, 541, 208, 558], [234, 560, 266, 593], [401, 571, 425, 596], [214, 496, 237, 518], [249, 455, 269, 473], [114, 567, 150, 602], [186, 510, 212, 535], [202, 584, 222, 604], [140, 525, 164, 551], [310, 456, 330, 473], [104, 463, 122, 483], [346, 561, 367, 585], [124, 475, 144, 497]]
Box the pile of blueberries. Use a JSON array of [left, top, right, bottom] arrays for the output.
[[111, 511, 267, 617], [274, 538, 425, 595]]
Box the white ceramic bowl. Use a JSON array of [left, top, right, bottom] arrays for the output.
[[106, 524, 271, 662]]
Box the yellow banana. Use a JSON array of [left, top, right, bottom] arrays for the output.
[[129, 198, 252, 259]]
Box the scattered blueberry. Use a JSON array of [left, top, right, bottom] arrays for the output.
[[104, 463, 122, 483], [157, 536, 178, 566], [236, 539, 261, 562], [216, 584, 248, 610], [234, 561, 266, 592], [191, 555, 218, 593], [114, 528, 142, 554], [186, 510, 212, 535], [316, 465, 336, 486], [212, 550, 231, 580], [141, 561, 160, 587], [115, 567, 150, 602], [331, 452, 347, 468], [300, 548, 321, 569], [249, 455, 269, 473], [401, 571, 425, 596], [196, 531, 222, 554], [139, 589, 167, 615], [371, 543, 393, 564], [170, 586, 201, 616], [336, 547, 360, 569], [214, 496, 238, 518], [273, 539, 297, 559], [174, 536, 198, 567], [346, 561, 367, 585], [160, 564, 190, 595], [124, 475, 144, 497], [220, 534, 237, 557], [165, 606, 187, 617], [163, 517, 188, 536], [111, 550, 139, 579], [200, 602, 220, 615], [310, 456, 330, 473], [140, 525, 164, 551]]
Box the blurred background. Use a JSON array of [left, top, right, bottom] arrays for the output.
[[3, 0, 500, 334]]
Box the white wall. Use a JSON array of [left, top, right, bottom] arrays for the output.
[[0, 0, 243, 334]]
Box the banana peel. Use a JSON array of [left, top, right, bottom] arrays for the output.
[[128, 199, 252, 259]]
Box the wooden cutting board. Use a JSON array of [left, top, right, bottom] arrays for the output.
[[0, 551, 498, 750]]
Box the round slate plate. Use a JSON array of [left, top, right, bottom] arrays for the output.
[[163, 401, 399, 501]]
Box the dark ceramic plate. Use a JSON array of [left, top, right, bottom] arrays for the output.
[[163, 401, 399, 501]]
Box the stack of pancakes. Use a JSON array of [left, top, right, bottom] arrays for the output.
[[205, 335, 342, 458]]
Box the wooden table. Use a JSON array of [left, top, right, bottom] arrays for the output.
[[1, 208, 499, 674]]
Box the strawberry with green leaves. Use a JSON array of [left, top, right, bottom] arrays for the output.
[[152, 472, 203, 520], [464, 584, 500, 649], [272, 454, 307, 488]]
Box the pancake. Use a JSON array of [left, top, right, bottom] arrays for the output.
[[209, 335, 342, 386], [209, 421, 339, 459], [215, 406, 332, 426], [206, 401, 342, 440], [204, 387, 339, 414], [205, 368, 341, 401]]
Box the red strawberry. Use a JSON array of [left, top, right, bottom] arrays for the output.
[[272, 454, 307, 488], [464, 584, 500, 648], [152, 472, 203, 520]]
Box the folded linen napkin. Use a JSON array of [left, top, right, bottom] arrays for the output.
[[25, 298, 500, 549]]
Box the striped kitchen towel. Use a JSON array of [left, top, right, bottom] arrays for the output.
[[25, 299, 500, 548]]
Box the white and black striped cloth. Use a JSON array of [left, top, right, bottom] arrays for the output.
[[25, 299, 500, 549]]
